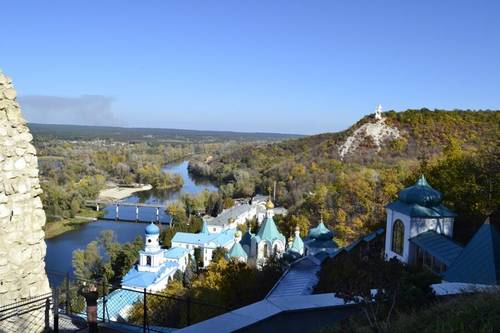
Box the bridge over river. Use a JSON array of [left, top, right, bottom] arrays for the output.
[[85, 200, 169, 223]]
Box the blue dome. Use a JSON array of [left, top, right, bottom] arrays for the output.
[[308, 221, 333, 241], [145, 223, 160, 235], [399, 176, 442, 207]]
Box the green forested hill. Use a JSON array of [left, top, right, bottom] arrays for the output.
[[190, 109, 499, 245]]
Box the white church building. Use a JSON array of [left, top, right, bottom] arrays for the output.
[[384, 175, 500, 285], [122, 223, 190, 292]]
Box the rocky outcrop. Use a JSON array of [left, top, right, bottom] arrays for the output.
[[338, 110, 400, 160], [0, 69, 50, 331]]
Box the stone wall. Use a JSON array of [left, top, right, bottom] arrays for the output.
[[0, 70, 50, 330]]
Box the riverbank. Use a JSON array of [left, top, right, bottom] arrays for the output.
[[99, 184, 153, 201], [44, 209, 103, 239]]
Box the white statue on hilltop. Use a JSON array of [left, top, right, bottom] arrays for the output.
[[375, 104, 383, 120]]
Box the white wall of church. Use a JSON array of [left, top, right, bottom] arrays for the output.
[[384, 209, 412, 263]]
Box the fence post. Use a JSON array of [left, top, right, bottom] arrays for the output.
[[44, 297, 50, 331], [53, 289, 60, 333], [187, 295, 191, 326], [65, 272, 70, 314], [102, 280, 106, 323], [143, 288, 147, 333]]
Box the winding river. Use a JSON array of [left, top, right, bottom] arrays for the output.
[[44, 160, 217, 276]]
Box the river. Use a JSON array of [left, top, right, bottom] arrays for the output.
[[44, 160, 217, 276]]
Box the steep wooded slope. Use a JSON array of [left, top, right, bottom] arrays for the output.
[[190, 109, 499, 244]]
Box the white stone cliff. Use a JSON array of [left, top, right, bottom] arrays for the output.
[[338, 105, 400, 160], [0, 69, 51, 331]]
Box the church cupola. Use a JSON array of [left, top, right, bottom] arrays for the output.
[[398, 176, 443, 207], [289, 225, 304, 255], [138, 222, 164, 272], [265, 197, 275, 219], [384, 175, 456, 264], [144, 222, 161, 252]]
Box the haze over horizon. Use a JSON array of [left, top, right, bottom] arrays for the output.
[[2, 1, 499, 135]]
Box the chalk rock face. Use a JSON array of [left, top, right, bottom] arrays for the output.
[[338, 109, 400, 160], [0, 69, 50, 332]]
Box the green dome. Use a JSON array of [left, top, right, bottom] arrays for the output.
[[308, 221, 333, 241], [399, 176, 442, 208]]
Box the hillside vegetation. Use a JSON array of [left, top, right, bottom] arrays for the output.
[[189, 109, 499, 245]]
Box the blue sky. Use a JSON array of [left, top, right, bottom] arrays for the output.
[[1, 1, 499, 134]]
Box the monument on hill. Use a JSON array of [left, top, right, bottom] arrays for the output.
[[375, 104, 383, 120], [0, 70, 51, 332]]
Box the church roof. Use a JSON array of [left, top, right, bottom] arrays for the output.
[[171, 228, 236, 248], [164, 247, 189, 260], [145, 222, 160, 235], [410, 231, 463, 266], [206, 204, 252, 227], [201, 220, 209, 234], [122, 261, 178, 289], [240, 229, 254, 248], [399, 176, 443, 207], [289, 234, 304, 254], [444, 219, 500, 285], [305, 238, 338, 250], [307, 221, 334, 241], [227, 241, 248, 260], [255, 216, 285, 243], [266, 198, 274, 210], [386, 176, 456, 218]]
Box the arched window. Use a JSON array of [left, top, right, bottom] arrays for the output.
[[263, 243, 269, 258], [392, 220, 404, 255], [147, 256, 152, 266]]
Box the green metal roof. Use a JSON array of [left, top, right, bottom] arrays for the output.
[[410, 231, 463, 266], [399, 176, 443, 207], [386, 176, 456, 218], [201, 220, 209, 234], [444, 219, 500, 285], [255, 216, 285, 243], [227, 241, 248, 260], [289, 234, 304, 254], [386, 201, 456, 218], [307, 221, 333, 240]]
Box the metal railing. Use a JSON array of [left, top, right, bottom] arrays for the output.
[[0, 292, 53, 332], [45, 270, 228, 332]]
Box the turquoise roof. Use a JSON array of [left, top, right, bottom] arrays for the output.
[[386, 176, 456, 218], [444, 219, 500, 284], [164, 247, 189, 260], [227, 241, 248, 260], [171, 228, 236, 248], [289, 234, 304, 254], [96, 289, 143, 322], [410, 231, 463, 266], [308, 221, 333, 241], [255, 216, 285, 243], [122, 261, 178, 289], [306, 238, 338, 250], [399, 176, 443, 207], [145, 222, 160, 235], [201, 220, 209, 234]]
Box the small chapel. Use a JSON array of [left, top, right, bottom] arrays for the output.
[[385, 176, 500, 285], [122, 223, 190, 292]]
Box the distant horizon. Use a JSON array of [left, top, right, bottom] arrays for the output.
[[26, 108, 497, 136], [27, 121, 305, 136], [3, 1, 500, 134]]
